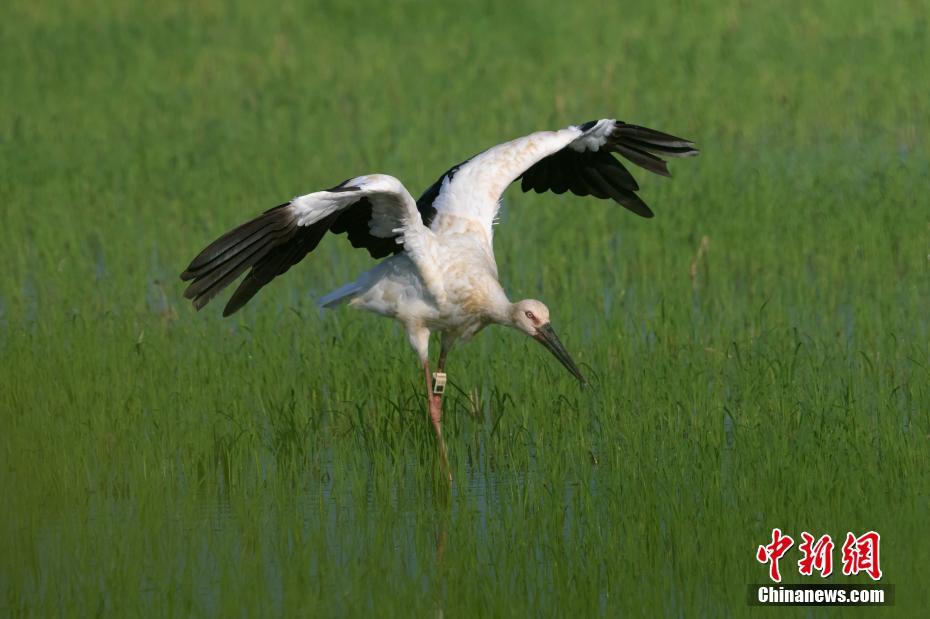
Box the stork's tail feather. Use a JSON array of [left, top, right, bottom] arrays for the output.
[[318, 281, 364, 309], [606, 122, 699, 177]]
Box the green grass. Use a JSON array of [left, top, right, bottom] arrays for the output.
[[2, 0, 929, 615]]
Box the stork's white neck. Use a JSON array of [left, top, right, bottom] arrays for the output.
[[486, 290, 515, 326]]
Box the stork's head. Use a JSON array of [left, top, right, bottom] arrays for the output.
[[510, 299, 586, 385]]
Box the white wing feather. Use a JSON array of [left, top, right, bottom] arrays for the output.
[[428, 124, 594, 239]]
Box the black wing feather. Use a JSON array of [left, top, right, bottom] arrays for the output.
[[221, 213, 336, 316], [181, 205, 299, 308], [547, 154, 571, 194], [181, 193, 413, 315], [183, 203, 291, 274], [578, 161, 612, 199], [610, 144, 670, 177], [330, 198, 399, 258], [518, 120, 697, 218], [593, 154, 639, 192]]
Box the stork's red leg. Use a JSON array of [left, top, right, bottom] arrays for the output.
[[424, 362, 451, 481]]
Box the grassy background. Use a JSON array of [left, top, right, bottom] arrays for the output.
[[2, 0, 929, 615]]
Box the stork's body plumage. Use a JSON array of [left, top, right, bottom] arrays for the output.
[[182, 118, 698, 477]]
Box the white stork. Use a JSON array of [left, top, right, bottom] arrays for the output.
[[181, 118, 698, 475]]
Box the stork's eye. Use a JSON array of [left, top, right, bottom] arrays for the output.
[[525, 311, 535, 320]]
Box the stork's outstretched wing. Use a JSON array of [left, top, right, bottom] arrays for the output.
[[181, 175, 429, 316], [418, 119, 698, 237]]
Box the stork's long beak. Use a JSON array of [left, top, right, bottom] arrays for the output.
[[534, 323, 587, 386]]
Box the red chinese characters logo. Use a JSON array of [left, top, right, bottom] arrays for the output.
[[757, 529, 882, 582], [797, 532, 834, 577], [841, 531, 882, 580], [756, 528, 794, 583]]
